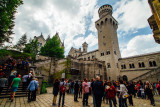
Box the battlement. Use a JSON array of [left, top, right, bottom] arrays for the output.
[[98, 4, 112, 18]]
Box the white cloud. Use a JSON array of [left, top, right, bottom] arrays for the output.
[[113, 0, 152, 33], [121, 34, 160, 57], [13, 0, 98, 55], [73, 33, 98, 48]]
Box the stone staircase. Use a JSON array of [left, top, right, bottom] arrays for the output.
[[0, 84, 28, 99], [130, 67, 160, 81]]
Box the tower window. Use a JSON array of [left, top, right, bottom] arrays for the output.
[[103, 36, 105, 38], [106, 50, 110, 55], [103, 42, 106, 46], [107, 63, 111, 68], [114, 50, 116, 55], [101, 52, 104, 56]]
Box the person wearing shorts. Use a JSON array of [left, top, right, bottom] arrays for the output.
[[9, 74, 21, 102]]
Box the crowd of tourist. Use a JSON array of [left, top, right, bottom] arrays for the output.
[[0, 57, 39, 103], [52, 77, 160, 107], [0, 57, 30, 77]]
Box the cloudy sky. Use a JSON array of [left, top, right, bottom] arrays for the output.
[[13, 0, 160, 57]]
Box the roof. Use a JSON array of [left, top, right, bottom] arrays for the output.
[[119, 51, 160, 60]]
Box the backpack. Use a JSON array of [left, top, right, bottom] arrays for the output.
[[60, 82, 66, 93]]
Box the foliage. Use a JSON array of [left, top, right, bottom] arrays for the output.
[[0, 0, 23, 45], [53, 69, 71, 80], [0, 49, 33, 59], [40, 80, 47, 94], [14, 33, 27, 51], [40, 34, 64, 58], [23, 39, 38, 60]]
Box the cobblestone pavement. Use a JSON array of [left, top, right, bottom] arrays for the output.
[[0, 87, 160, 107]]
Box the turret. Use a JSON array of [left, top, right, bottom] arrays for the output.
[[82, 42, 88, 53]]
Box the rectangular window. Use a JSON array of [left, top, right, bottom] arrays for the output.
[[101, 52, 104, 56], [106, 51, 110, 55], [107, 63, 111, 68]]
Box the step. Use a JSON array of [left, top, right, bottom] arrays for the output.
[[0, 94, 27, 99], [0, 91, 28, 95]]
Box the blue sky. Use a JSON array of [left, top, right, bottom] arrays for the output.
[[12, 0, 160, 57]]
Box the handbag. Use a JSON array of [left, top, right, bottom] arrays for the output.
[[122, 92, 129, 98]]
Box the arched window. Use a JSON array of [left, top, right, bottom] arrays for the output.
[[97, 23, 99, 28], [139, 63, 141, 68], [105, 18, 108, 22], [149, 61, 153, 67], [110, 18, 112, 23], [101, 21, 104, 25], [113, 21, 115, 26], [153, 61, 157, 66], [142, 62, 145, 67]]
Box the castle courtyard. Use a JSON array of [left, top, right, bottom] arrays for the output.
[[0, 87, 160, 107]]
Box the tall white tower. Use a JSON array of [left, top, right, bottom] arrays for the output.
[[95, 4, 121, 80]]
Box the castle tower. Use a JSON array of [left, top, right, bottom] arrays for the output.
[[95, 4, 121, 80], [82, 42, 88, 53]]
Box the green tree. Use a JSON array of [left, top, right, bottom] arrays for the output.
[[0, 0, 23, 46], [14, 33, 27, 51], [40, 35, 64, 58], [23, 39, 38, 58]]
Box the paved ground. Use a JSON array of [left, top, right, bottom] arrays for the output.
[[0, 87, 160, 107]]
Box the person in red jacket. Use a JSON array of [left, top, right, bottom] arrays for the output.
[[105, 81, 117, 107], [157, 81, 160, 95]]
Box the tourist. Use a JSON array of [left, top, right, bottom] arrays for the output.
[[127, 82, 134, 106], [9, 74, 21, 102], [79, 80, 82, 98], [74, 80, 80, 102], [153, 82, 158, 95], [0, 75, 7, 95], [52, 78, 59, 106], [103, 80, 108, 104], [58, 78, 66, 107], [105, 81, 117, 107], [93, 76, 104, 107], [118, 80, 128, 107], [34, 78, 39, 101], [116, 81, 121, 106], [70, 80, 74, 95], [22, 74, 29, 90], [6, 71, 17, 93], [145, 81, 155, 106], [157, 81, 160, 95], [91, 78, 96, 107], [27, 77, 38, 102], [82, 78, 90, 106]]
